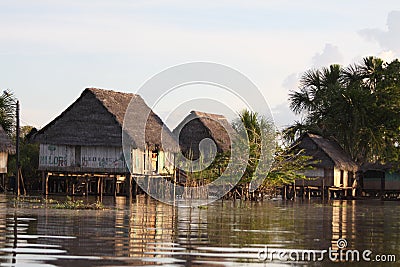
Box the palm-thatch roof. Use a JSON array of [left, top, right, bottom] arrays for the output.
[[296, 133, 358, 172], [32, 88, 177, 151], [360, 162, 393, 172], [0, 125, 15, 153], [173, 111, 234, 158]]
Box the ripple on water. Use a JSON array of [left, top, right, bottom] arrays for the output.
[[0, 196, 399, 266]]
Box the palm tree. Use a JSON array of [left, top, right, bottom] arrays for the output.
[[288, 64, 343, 139], [0, 89, 16, 135], [286, 57, 400, 166]]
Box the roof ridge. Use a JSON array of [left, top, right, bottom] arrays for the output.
[[85, 88, 137, 126], [305, 133, 357, 170], [191, 110, 226, 119]]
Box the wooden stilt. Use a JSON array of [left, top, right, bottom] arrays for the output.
[[97, 177, 101, 195], [293, 181, 296, 199], [45, 173, 49, 195], [113, 177, 117, 198], [1, 173, 5, 191], [132, 177, 137, 197], [42, 171, 45, 195], [126, 174, 132, 202], [66, 175, 69, 195], [100, 177, 104, 201], [85, 176, 89, 196]]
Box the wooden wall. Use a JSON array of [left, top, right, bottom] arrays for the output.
[[0, 152, 8, 174], [363, 170, 400, 191], [39, 144, 127, 173], [39, 144, 175, 176], [131, 148, 175, 175]]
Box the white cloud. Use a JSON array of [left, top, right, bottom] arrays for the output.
[[359, 10, 400, 56], [312, 43, 344, 67], [282, 73, 300, 91], [271, 102, 299, 129]]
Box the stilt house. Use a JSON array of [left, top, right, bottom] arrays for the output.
[[0, 125, 15, 190], [32, 88, 177, 195], [295, 133, 358, 191], [0, 126, 14, 173], [360, 162, 400, 196], [173, 111, 234, 160]]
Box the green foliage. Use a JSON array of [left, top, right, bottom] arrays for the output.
[[178, 109, 316, 192], [286, 57, 400, 166], [263, 147, 316, 187], [12, 196, 106, 210], [54, 196, 105, 210], [0, 89, 16, 135], [8, 126, 40, 190], [233, 110, 313, 189], [232, 110, 276, 186]]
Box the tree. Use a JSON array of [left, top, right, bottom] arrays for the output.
[[286, 57, 400, 166], [8, 126, 40, 191], [0, 89, 16, 135], [232, 110, 314, 193], [262, 146, 315, 188]]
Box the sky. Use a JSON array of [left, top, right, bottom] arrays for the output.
[[1, 0, 400, 130]]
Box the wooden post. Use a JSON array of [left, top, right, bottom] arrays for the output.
[[85, 176, 89, 196], [97, 177, 101, 195], [65, 175, 69, 195], [113, 177, 116, 198], [293, 181, 296, 199], [132, 177, 137, 197], [322, 178, 325, 200], [44, 172, 49, 195], [42, 171, 45, 195], [1, 173, 4, 191], [15, 100, 20, 197], [126, 174, 132, 202], [380, 172, 385, 199], [100, 177, 104, 200]]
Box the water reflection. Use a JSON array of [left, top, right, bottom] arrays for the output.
[[331, 200, 356, 250], [0, 195, 399, 266]]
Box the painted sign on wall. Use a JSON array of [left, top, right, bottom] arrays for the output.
[[39, 144, 127, 170]]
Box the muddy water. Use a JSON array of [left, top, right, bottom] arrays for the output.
[[0, 194, 399, 266]]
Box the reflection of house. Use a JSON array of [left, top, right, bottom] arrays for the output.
[[173, 111, 234, 160], [0, 125, 15, 191], [294, 133, 358, 194], [32, 88, 177, 196], [331, 200, 357, 251]]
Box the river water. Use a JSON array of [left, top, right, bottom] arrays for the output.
[[0, 194, 398, 266]]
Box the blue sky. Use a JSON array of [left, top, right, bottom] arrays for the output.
[[1, 0, 400, 129]]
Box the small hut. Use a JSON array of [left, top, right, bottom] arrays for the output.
[[173, 111, 234, 160], [32, 88, 177, 196], [0, 125, 15, 190], [360, 162, 400, 197], [294, 133, 358, 197]]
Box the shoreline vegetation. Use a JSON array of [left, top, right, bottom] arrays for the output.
[[1, 56, 399, 201], [12, 195, 107, 210]]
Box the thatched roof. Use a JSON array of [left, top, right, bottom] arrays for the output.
[[173, 111, 234, 157], [0, 125, 15, 153], [360, 162, 393, 172], [32, 88, 177, 151], [297, 133, 358, 172]]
